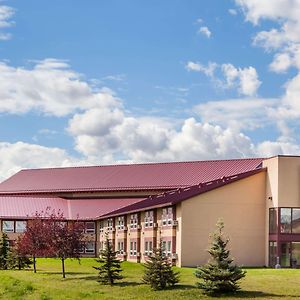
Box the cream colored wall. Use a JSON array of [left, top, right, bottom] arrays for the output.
[[180, 171, 266, 267]]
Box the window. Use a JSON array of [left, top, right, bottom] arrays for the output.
[[99, 221, 104, 233], [162, 241, 167, 256], [130, 241, 137, 256], [269, 241, 277, 267], [118, 241, 124, 254], [269, 208, 277, 234], [15, 221, 27, 233], [162, 207, 173, 226], [2, 220, 14, 233], [85, 222, 95, 234], [85, 241, 95, 253], [280, 208, 292, 233], [130, 214, 138, 229], [144, 211, 154, 228], [144, 241, 153, 256], [292, 209, 300, 234], [117, 216, 125, 230], [107, 218, 114, 231]]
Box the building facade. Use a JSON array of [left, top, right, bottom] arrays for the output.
[[0, 155, 299, 268]]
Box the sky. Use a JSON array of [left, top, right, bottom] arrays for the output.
[[0, 0, 300, 180]]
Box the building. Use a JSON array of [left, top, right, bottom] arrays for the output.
[[0, 155, 299, 268]]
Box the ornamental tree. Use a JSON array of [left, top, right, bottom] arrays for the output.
[[8, 236, 32, 270], [21, 208, 54, 273], [93, 233, 123, 285], [49, 214, 84, 278], [142, 240, 179, 290], [195, 220, 246, 294]]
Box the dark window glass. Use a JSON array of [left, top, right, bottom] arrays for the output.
[[269, 208, 277, 234], [269, 241, 277, 267], [292, 208, 300, 233], [292, 242, 300, 267], [280, 208, 292, 233], [281, 242, 291, 267]]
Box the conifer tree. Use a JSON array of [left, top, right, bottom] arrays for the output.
[[142, 240, 179, 290], [0, 233, 11, 270], [93, 234, 123, 285], [195, 220, 246, 294], [7, 237, 32, 270]]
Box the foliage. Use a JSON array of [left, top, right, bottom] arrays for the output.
[[0, 233, 11, 270], [93, 234, 123, 285], [7, 236, 33, 270], [195, 220, 246, 294], [142, 240, 179, 290]]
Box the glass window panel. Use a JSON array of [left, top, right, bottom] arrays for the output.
[[292, 208, 300, 234], [269, 241, 277, 267], [2, 220, 14, 233], [292, 242, 300, 267], [281, 242, 291, 267], [85, 241, 95, 253], [280, 208, 292, 233], [85, 222, 95, 233], [269, 208, 277, 234], [15, 221, 27, 233]]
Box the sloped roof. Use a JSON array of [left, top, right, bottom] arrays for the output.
[[0, 196, 144, 220], [0, 158, 263, 194], [99, 168, 265, 219]]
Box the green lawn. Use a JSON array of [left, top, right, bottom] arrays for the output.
[[0, 259, 299, 299]]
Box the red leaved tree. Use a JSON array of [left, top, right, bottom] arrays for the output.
[[20, 208, 54, 273]]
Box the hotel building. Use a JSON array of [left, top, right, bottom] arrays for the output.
[[0, 155, 299, 268]]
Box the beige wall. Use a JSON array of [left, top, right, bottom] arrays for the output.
[[180, 171, 266, 267]]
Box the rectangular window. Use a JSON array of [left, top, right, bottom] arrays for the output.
[[149, 241, 153, 254], [85, 222, 96, 233], [144, 211, 154, 228], [117, 216, 125, 230], [269, 208, 277, 234], [280, 208, 292, 233], [130, 214, 138, 229], [281, 242, 291, 267], [99, 221, 104, 233], [130, 241, 134, 256], [2, 220, 14, 233], [15, 221, 27, 233], [85, 241, 95, 253], [269, 241, 277, 267], [145, 241, 148, 255], [162, 207, 173, 226], [292, 208, 300, 234]]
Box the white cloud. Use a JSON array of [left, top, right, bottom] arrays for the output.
[[198, 26, 211, 38], [0, 141, 84, 181], [185, 61, 217, 77], [0, 4, 14, 40], [228, 9, 237, 16], [195, 98, 278, 130], [0, 58, 120, 116], [186, 61, 261, 96]]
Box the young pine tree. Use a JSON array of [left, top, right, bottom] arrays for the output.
[[142, 240, 179, 290], [93, 234, 123, 285], [195, 220, 246, 294], [0, 233, 11, 270]]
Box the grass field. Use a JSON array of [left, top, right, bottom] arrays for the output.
[[0, 258, 299, 299]]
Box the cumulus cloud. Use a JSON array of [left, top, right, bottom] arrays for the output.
[[186, 61, 261, 96], [0, 59, 119, 116], [0, 141, 85, 181], [198, 26, 211, 38], [0, 4, 14, 40]]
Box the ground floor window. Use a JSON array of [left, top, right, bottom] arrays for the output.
[[130, 241, 137, 256], [144, 241, 153, 256], [118, 241, 124, 254], [85, 241, 95, 254], [269, 241, 277, 267]]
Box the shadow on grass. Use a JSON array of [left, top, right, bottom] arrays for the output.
[[209, 290, 291, 298], [37, 271, 91, 276]]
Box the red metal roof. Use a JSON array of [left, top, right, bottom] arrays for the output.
[[0, 196, 144, 220], [99, 169, 265, 219], [0, 158, 264, 194]]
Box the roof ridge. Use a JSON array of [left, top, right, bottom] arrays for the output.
[[18, 157, 265, 172]]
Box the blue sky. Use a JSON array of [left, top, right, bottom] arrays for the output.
[[0, 0, 300, 180]]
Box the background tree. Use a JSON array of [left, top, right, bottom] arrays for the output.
[[8, 236, 32, 270], [0, 233, 11, 269], [142, 240, 179, 290], [21, 208, 56, 273], [93, 233, 123, 285], [49, 215, 84, 278], [195, 220, 246, 294]]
